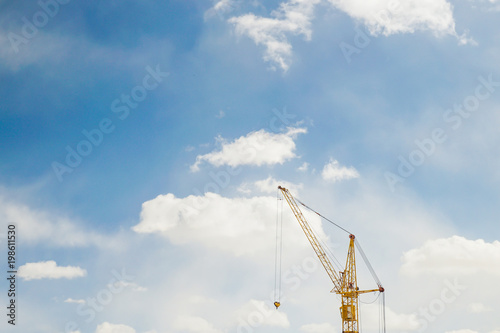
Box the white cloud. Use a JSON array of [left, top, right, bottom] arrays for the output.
[[133, 193, 275, 257], [445, 330, 478, 333], [400, 236, 500, 276], [229, 0, 321, 71], [298, 162, 309, 172], [205, 0, 237, 20], [108, 280, 147, 292], [467, 302, 493, 313], [18, 261, 87, 281], [214, 0, 234, 13], [132, 192, 324, 258], [64, 298, 85, 304], [237, 176, 302, 195], [300, 322, 337, 333], [255, 176, 303, 195], [190, 127, 306, 172], [174, 315, 222, 333], [228, 0, 472, 71], [95, 322, 136, 333], [321, 159, 360, 182], [328, 0, 472, 43], [236, 183, 253, 194]]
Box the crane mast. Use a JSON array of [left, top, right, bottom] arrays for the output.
[[277, 186, 383, 333]]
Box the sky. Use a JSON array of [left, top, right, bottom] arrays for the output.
[[0, 0, 500, 332]]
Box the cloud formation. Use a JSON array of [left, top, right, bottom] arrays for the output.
[[18, 260, 87, 281], [64, 298, 85, 304], [133, 192, 324, 258], [191, 127, 306, 172], [400, 236, 500, 276], [321, 159, 360, 182], [229, 0, 473, 71], [205, 0, 237, 20], [329, 0, 469, 42], [229, 0, 321, 71], [254, 176, 303, 195], [95, 322, 136, 333]]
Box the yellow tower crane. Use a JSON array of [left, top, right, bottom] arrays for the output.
[[275, 186, 385, 333]]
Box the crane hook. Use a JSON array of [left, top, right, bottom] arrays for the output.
[[274, 301, 281, 309]]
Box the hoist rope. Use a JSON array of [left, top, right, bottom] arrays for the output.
[[376, 285, 387, 333], [274, 191, 283, 303], [379, 294, 382, 333], [382, 290, 386, 333], [359, 301, 363, 333]]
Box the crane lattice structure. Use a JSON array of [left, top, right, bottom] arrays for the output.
[[276, 186, 385, 333]]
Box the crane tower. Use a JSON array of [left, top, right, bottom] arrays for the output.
[[276, 186, 385, 333]]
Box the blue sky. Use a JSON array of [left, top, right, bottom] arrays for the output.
[[1, 0, 500, 332]]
